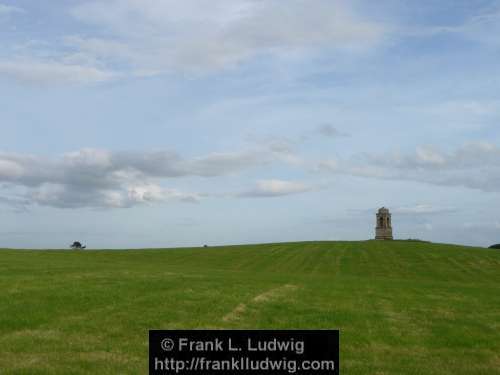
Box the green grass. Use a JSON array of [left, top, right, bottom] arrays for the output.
[[1, 240, 499, 374]]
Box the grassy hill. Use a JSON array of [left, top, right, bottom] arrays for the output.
[[1, 241, 499, 374]]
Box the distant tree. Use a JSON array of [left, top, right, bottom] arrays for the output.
[[70, 241, 86, 250], [489, 244, 500, 249]]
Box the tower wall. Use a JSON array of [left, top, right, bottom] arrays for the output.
[[375, 208, 393, 240]]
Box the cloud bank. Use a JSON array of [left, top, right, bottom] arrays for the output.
[[317, 142, 500, 192], [239, 179, 313, 197], [0, 148, 271, 209], [0, 0, 386, 84], [1, 141, 499, 209]]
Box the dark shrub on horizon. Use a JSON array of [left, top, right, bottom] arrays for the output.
[[70, 241, 86, 249], [489, 244, 500, 249]]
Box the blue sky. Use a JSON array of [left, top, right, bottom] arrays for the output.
[[1, 0, 499, 248]]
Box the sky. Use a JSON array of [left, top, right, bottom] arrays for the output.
[[1, 0, 500, 248]]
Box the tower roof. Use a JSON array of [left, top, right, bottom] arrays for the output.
[[378, 207, 390, 213]]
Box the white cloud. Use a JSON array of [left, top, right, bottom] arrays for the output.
[[0, 3, 23, 16], [415, 146, 446, 166], [186, 151, 268, 177], [0, 1, 387, 84], [26, 181, 200, 209], [393, 204, 456, 215], [0, 159, 24, 179], [402, 6, 500, 48], [453, 8, 500, 47], [0, 60, 116, 85], [316, 142, 500, 192], [239, 179, 313, 197], [126, 184, 200, 205]]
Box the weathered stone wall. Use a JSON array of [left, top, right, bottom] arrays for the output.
[[375, 208, 393, 240]]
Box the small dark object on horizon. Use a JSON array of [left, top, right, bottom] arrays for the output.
[[203, 244, 208, 248], [489, 244, 500, 249], [70, 241, 86, 249]]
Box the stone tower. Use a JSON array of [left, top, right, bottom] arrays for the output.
[[375, 207, 393, 240]]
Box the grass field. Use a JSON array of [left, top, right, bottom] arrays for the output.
[[1, 240, 500, 374]]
